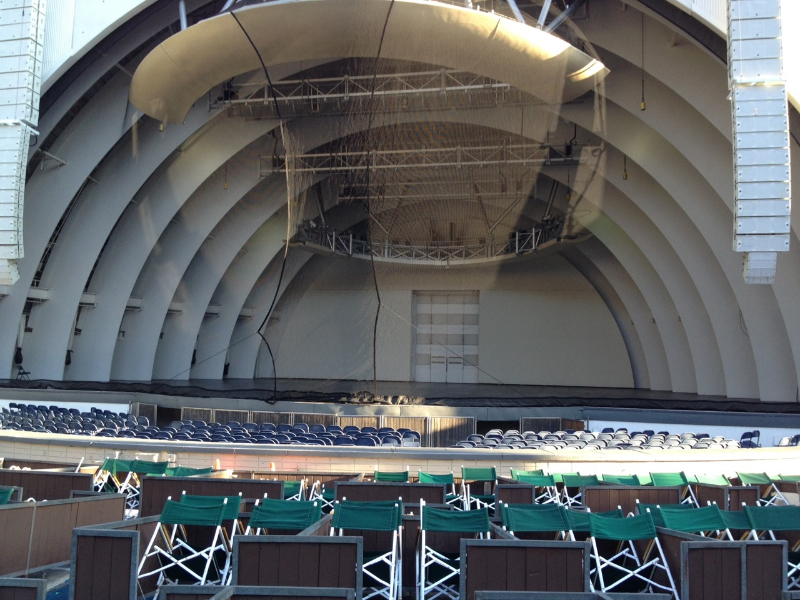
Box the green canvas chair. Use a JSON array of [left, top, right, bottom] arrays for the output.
[[164, 466, 214, 477], [179, 493, 242, 584], [565, 507, 624, 540], [307, 480, 336, 511], [417, 500, 490, 600], [501, 503, 569, 540], [659, 504, 733, 539], [515, 474, 560, 505], [282, 479, 307, 501], [245, 497, 322, 535], [743, 505, 800, 589], [650, 472, 698, 506], [560, 474, 599, 507], [634, 501, 693, 527], [738, 472, 788, 506], [602, 474, 641, 486], [332, 500, 403, 600], [138, 498, 230, 587], [374, 470, 409, 483], [461, 466, 497, 513], [588, 512, 679, 599], [419, 471, 461, 509], [693, 473, 731, 486], [509, 469, 544, 480], [0, 488, 14, 505], [95, 458, 169, 516]]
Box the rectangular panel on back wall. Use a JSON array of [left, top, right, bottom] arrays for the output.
[[293, 413, 338, 426], [181, 407, 213, 423], [213, 410, 250, 425], [251, 411, 294, 425], [429, 417, 474, 448]]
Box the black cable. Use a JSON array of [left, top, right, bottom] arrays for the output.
[[232, 10, 287, 400], [363, 0, 396, 398]]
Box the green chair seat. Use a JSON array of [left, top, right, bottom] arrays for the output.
[[694, 474, 731, 486], [510, 469, 543, 480], [650, 472, 690, 487], [516, 474, 556, 487], [419, 472, 455, 485], [660, 505, 728, 533], [160, 499, 226, 526], [461, 467, 496, 482], [602, 474, 641, 486], [422, 505, 490, 533], [590, 512, 657, 541], [0, 488, 14, 505], [502, 504, 568, 533], [249, 498, 321, 531], [333, 501, 402, 531], [165, 466, 214, 477], [374, 470, 409, 483], [180, 494, 241, 521], [720, 509, 753, 530], [565, 508, 623, 532]]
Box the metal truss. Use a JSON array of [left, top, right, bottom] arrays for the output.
[[210, 69, 544, 119], [260, 142, 589, 177], [294, 218, 565, 264]]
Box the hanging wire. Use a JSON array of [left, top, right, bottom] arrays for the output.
[[640, 11, 646, 111]]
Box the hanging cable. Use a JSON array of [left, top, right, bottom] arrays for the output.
[[363, 0, 397, 398], [640, 11, 646, 111]]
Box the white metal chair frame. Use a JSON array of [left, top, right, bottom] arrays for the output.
[[331, 500, 402, 600], [138, 498, 232, 588], [416, 500, 490, 600], [588, 519, 679, 599]]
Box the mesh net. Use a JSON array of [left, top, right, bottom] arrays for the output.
[[203, 1, 612, 411]]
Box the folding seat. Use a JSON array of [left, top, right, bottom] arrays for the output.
[[333, 436, 354, 446], [650, 472, 698, 506], [343, 425, 360, 434], [282, 479, 307, 501], [417, 501, 490, 600], [510, 469, 543, 480], [461, 466, 497, 513], [138, 498, 233, 586], [601, 474, 641, 486], [516, 474, 559, 505], [374, 469, 409, 483], [658, 504, 733, 539], [332, 500, 403, 600], [743, 505, 800, 589], [309, 424, 326, 433], [402, 430, 421, 447], [356, 437, 378, 447], [245, 497, 322, 535], [560, 474, 599, 508], [418, 471, 462, 509], [382, 437, 402, 447], [738, 472, 788, 506], [587, 512, 679, 597], [501, 503, 569, 539], [260, 422, 276, 431], [327, 425, 343, 433]]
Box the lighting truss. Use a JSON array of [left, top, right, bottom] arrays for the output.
[[260, 142, 590, 177]]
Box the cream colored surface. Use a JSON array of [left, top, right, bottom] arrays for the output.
[[1, 430, 798, 477], [129, 0, 609, 123]]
